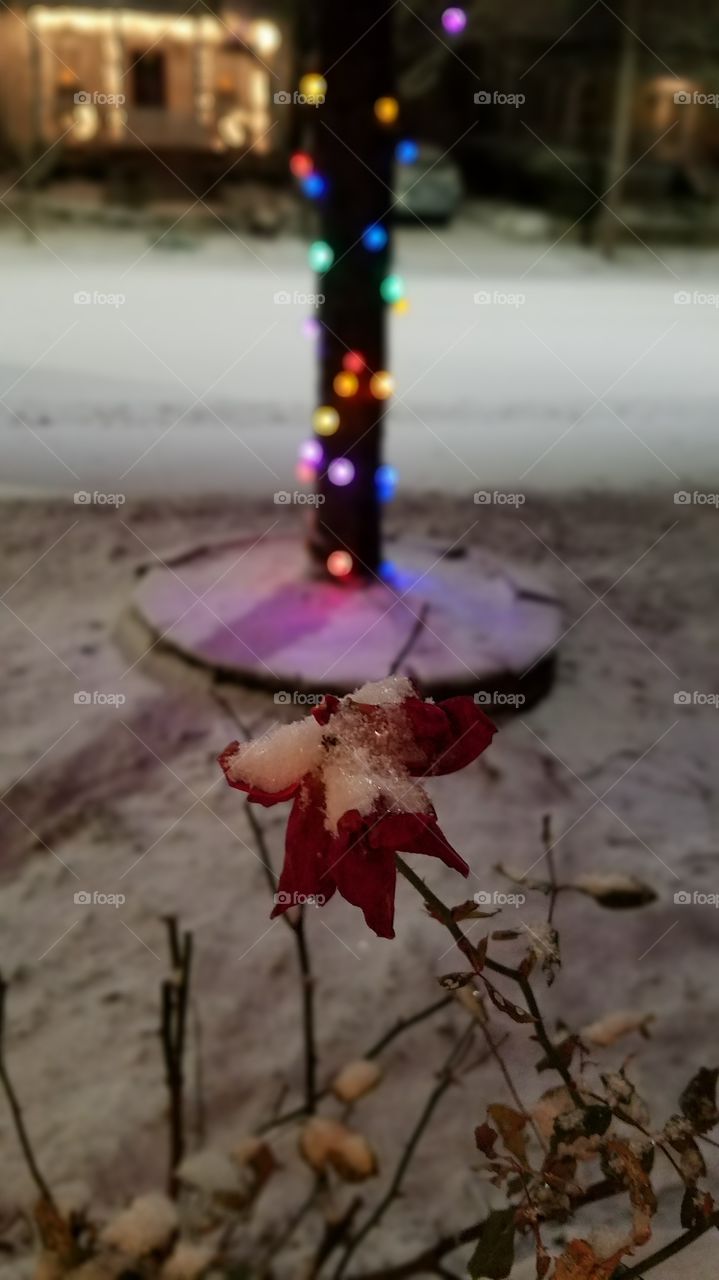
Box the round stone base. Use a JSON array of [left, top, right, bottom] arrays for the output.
[[129, 535, 562, 704]]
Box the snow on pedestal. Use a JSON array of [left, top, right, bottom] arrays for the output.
[[129, 534, 561, 702]]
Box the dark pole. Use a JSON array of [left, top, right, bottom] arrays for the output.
[[306, 1, 396, 582]]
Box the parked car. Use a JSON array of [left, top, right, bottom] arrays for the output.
[[393, 142, 463, 224]]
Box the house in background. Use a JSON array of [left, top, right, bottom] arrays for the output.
[[0, 0, 290, 190]]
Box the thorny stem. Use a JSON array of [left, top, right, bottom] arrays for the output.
[[214, 688, 320, 1115], [0, 975, 56, 1211], [333, 1024, 477, 1279], [394, 856, 583, 1108]]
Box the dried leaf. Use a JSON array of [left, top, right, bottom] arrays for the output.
[[601, 1069, 650, 1129], [536, 1034, 580, 1075], [679, 1067, 719, 1134], [601, 1139, 657, 1245], [574, 872, 656, 909], [438, 971, 475, 991], [553, 1239, 627, 1280], [475, 1122, 498, 1157], [681, 1188, 715, 1230], [483, 979, 535, 1024], [467, 1207, 516, 1279], [581, 1011, 654, 1047], [452, 898, 499, 921], [487, 1104, 528, 1165]]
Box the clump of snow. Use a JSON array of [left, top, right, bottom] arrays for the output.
[[322, 735, 429, 834], [348, 676, 415, 707], [226, 716, 323, 793], [228, 677, 429, 834], [176, 1148, 242, 1196], [161, 1242, 214, 1280], [100, 1192, 178, 1256]]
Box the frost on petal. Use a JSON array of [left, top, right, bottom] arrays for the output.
[[348, 676, 416, 707], [271, 777, 336, 918], [219, 716, 324, 805]]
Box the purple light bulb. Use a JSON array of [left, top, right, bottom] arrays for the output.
[[442, 7, 467, 35], [328, 458, 355, 487], [299, 439, 324, 466]]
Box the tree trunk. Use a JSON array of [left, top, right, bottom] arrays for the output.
[[306, 0, 395, 581], [596, 0, 640, 258]]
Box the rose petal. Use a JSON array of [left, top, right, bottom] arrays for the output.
[[271, 778, 336, 917], [370, 811, 470, 877], [329, 829, 398, 939], [219, 742, 300, 806], [402, 696, 496, 776]]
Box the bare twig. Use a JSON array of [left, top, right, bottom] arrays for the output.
[[542, 813, 559, 926], [388, 604, 430, 676], [615, 1209, 719, 1279], [0, 974, 56, 1211], [260, 994, 454, 1134], [333, 1024, 476, 1278], [160, 917, 193, 1197]]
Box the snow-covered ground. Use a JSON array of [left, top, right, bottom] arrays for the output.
[[1, 216, 718, 499], [0, 493, 718, 1277]]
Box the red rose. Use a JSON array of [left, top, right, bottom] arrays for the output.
[[219, 678, 496, 939]]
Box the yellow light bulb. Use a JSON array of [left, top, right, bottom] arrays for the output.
[[313, 405, 340, 436], [393, 298, 410, 314], [333, 371, 359, 398], [374, 96, 399, 125], [300, 73, 327, 101], [370, 371, 394, 400]]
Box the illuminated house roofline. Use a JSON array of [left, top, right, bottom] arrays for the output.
[[26, 4, 282, 55]]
